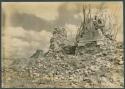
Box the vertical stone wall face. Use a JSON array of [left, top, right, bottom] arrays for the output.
[[46, 27, 67, 59]]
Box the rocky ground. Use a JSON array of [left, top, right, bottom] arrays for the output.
[[2, 41, 124, 88], [2, 27, 124, 88]]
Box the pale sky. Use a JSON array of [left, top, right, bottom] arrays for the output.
[[2, 2, 123, 58]]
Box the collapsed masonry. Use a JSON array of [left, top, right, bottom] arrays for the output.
[[44, 7, 116, 58], [8, 5, 123, 88], [75, 7, 116, 55], [45, 27, 68, 59]]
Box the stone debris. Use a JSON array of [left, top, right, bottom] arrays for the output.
[[2, 7, 124, 88], [4, 32, 123, 88], [45, 27, 68, 59]]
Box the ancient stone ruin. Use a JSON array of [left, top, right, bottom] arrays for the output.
[[4, 4, 123, 88], [45, 27, 68, 59]]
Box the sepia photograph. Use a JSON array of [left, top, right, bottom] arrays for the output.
[[1, 1, 124, 88]]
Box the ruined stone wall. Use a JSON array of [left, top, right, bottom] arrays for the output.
[[46, 27, 68, 59]]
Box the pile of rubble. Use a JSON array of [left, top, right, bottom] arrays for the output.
[[45, 27, 68, 60], [5, 27, 123, 88]]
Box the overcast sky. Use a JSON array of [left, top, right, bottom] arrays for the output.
[[2, 2, 123, 58]]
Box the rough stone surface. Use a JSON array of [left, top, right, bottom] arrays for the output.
[[2, 14, 124, 88], [2, 29, 123, 88]]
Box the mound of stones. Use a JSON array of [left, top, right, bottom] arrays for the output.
[[8, 27, 123, 88]]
